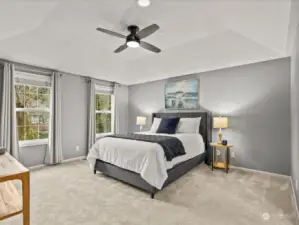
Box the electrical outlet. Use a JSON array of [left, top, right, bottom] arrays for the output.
[[296, 180, 298, 191], [76, 146, 80, 152], [216, 150, 221, 156], [231, 151, 236, 158]]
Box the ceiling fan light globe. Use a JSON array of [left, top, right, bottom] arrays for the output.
[[127, 41, 140, 48], [138, 0, 150, 7]]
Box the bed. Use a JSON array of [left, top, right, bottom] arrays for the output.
[[87, 111, 212, 198]]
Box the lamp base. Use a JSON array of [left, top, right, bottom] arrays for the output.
[[218, 130, 223, 144]]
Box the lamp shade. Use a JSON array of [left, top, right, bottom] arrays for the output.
[[213, 117, 228, 129], [136, 116, 147, 125]]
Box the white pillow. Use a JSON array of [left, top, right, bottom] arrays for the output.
[[176, 117, 202, 133], [150, 118, 162, 133]]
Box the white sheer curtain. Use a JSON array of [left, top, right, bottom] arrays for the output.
[[87, 79, 96, 150], [44, 72, 63, 164], [114, 83, 121, 134], [0, 63, 20, 160]]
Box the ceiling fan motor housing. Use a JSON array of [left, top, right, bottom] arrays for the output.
[[128, 25, 139, 34], [126, 35, 140, 44], [126, 25, 140, 45]]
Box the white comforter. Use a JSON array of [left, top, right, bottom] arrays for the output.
[[87, 132, 205, 189]]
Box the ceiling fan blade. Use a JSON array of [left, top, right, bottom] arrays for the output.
[[96, 27, 126, 39], [140, 41, 161, 53], [138, 24, 160, 39], [114, 44, 128, 53]]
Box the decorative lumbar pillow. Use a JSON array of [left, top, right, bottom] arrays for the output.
[[150, 118, 162, 133], [156, 118, 180, 134], [0, 147, 5, 155], [176, 117, 202, 133]]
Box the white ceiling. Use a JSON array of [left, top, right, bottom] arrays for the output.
[[0, 0, 297, 85]]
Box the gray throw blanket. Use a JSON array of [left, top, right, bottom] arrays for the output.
[[105, 134, 186, 161]]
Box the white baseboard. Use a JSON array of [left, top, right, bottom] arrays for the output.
[[28, 164, 47, 171], [230, 165, 290, 179], [28, 156, 86, 170], [291, 179, 299, 220], [62, 156, 86, 163]]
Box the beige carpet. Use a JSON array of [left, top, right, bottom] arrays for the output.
[[2, 160, 298, 225]]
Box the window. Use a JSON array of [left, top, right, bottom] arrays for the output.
[[95, 93, 114, 135], [15, 72, 51, 146]]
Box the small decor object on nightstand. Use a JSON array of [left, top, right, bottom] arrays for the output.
[[136, 116, 147, 132], [222, 140, 228, 146], [210, 142, 233, 173], [213, 116, 228, 143]]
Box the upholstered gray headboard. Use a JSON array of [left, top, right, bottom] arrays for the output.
[[152, 111, 212, 163]]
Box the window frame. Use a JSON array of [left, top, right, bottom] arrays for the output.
[[95, 92, 115, 138], [15, 83, 51, 147]]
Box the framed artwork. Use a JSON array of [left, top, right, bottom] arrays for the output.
[[165, 79, 199, 109]]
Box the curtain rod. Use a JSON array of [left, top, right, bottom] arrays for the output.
[[0, 57, 119, 85]]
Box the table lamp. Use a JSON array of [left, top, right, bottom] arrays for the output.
[[213, 117, 228, 143], [136, 116, 147, 132]]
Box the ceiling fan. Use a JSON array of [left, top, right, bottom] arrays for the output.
[[96, 24, 161, 54]]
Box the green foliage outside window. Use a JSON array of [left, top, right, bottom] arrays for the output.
[[15, 84, 50, 141], [95, 94, 112, 134]]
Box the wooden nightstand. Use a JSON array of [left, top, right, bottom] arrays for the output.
[[210, 143, 233, 173]]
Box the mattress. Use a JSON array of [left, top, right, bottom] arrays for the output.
[[87, 132, 205, 189]]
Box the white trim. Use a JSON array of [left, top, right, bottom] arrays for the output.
[[95, 85, 113, 93], [15, 82, 51, 89], [62, 156, 86, 163], [291, 178, 299, 220], [15, 70, 51, 82], [19, 139, 48, 147], [28, 156, 86, 170], [16, 108, 49, 113], [95, 92, 112, 96], [95, 110, 112, 114], [28, 164, 46, 171], [230, 165, 290, 179]]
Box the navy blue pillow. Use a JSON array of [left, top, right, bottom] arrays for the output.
[[156, 118, 180, 134]]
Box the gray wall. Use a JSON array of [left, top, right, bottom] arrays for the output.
[[61, 74, 89, 160], [129, 57, 291, 175], [291, 23, 299, 207]]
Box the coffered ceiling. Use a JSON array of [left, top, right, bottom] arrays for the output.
[[0, 0, 297, 84]]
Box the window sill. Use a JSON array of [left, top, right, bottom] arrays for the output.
[[96, 132, 113, 139], [19, 139, 48, 148]]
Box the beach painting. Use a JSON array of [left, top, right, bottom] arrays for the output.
[[165, 79, 199, 109]]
